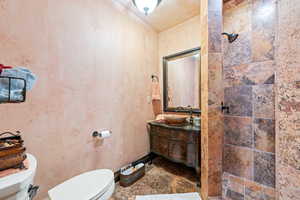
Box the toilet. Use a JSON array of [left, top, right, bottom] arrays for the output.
[[0, 154, 38, 200], [48, 169, 115, 200]]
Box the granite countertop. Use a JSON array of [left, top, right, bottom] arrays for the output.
[[148, 120, 201, 132]]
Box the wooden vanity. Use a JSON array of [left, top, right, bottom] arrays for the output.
[[148, 121, 200, 173]]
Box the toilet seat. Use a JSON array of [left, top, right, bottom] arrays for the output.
[[48, 169, 114, 200]]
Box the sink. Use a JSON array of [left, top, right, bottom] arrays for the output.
[[164, 115, 187, 125]]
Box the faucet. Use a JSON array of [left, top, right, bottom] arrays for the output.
[[188, 106, 193, 125], [176, 106, 185, 111]]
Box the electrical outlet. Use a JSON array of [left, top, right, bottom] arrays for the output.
[[147, 96, 151, 104]]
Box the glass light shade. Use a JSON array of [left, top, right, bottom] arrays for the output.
[[133, 0, 161, 15]]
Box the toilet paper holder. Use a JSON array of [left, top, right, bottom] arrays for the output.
[[92, 130, 112, 138]]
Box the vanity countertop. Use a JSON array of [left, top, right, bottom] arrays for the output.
[[148, 120, 200, 132]]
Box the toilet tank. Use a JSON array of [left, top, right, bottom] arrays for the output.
[[0, 154, 37, 200]]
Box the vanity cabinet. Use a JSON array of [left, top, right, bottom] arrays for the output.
[[148, 121, 200, 172]]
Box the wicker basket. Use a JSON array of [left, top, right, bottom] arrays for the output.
[[120, 163, 145, 187], [0, 132, 26, 171]]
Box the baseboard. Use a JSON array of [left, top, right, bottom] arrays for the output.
[[114, 152, 157, 182]]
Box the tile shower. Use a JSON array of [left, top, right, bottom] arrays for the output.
[[222, 0, 276, 199]]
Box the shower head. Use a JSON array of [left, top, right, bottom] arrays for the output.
[[222, 32, 239, 43]]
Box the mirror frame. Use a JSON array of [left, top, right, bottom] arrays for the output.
[[163, 47, 201, 114]]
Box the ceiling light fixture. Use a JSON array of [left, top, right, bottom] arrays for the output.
[[132, 0, 162, 15]]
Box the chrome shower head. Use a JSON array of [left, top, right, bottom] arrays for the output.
[[222, 32, 239, 43]]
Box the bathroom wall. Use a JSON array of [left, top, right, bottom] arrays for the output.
[[276, 0, 300, 199], [222, 0, 277, 199], [158, 15, 201, 113], [158, 15, 201, 60], [0, 0, 158, 198]]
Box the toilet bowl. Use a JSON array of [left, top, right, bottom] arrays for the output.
[[0, 154, 38, 200], [48, 169, 115, 200]]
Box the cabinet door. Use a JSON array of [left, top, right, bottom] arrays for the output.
[[151, 135, 169, 157], [186, 143, 196, 167], [170, 130, 197, 143], [168, 140, 187, 163], [151, 126, 171, 138]]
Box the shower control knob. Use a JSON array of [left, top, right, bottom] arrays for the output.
[[221, 102, 230, 114]]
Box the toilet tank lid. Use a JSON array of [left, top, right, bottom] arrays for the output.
[[0, 153, 37, 190], [48, 169, 114, 200]]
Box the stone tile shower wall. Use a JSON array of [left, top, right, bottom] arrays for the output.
[[276, 0, 300, 199], [222, 0, 277, 199], [200, 0, 224, 198]]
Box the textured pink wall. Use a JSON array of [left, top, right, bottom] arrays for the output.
[[0, 0, 158, 199]]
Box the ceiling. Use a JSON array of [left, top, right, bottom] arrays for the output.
[[115, 0, 201, 32]]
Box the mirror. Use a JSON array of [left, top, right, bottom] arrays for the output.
[[163, 47, 201, 114]]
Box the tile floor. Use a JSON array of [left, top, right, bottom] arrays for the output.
[[110, 157, 200, 200]]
